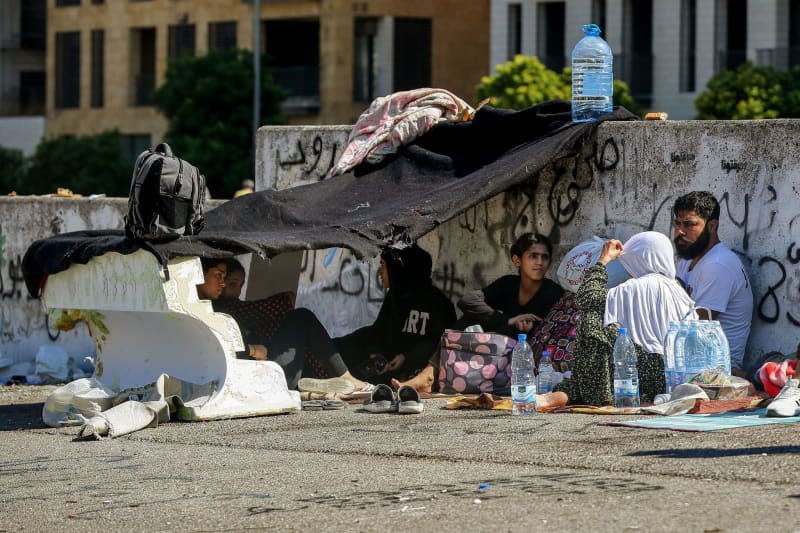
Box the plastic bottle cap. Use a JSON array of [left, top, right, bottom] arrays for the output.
[[581, 23, 601, 36], [517, 334, 527, 341], [619, 327, 627, 335], [542, 350, 551, 358]]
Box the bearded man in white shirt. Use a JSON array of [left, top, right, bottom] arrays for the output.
[[672, 191, 754, 378]]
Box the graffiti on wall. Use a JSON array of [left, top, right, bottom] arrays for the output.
[[268, 130, 349, 191], [579, 134, 800, 357]]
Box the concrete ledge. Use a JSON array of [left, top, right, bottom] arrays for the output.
[[42, 250, 300, 419]]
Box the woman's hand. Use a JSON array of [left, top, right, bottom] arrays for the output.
[[508, 313, 542, 332], [598, 239, 624, 265], [248, 344, 268, 360], [382, 354, 406, 374]]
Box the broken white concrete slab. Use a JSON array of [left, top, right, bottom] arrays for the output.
[[41, 249, 300, 420]]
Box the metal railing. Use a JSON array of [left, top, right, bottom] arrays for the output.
[[755, 47, 800, 70]]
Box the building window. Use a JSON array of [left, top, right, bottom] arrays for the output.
[[537, 2, 566, 71], [264, 18, 320, 113], [55, 31, 80, 109], [56, 0, 81, 5], [168, 23, 196, 60], [130, 27, 156, 106], [120, 134, 152, 164], [208, 21, 237, 50], [393, 18, 431, 91], [353, 18, 377, 102], [790, 0, 800, 67], [717, 0, 747, 71], [621, 0, 653, 105], [680, 0, 697, 92], [20, 0, 46, 50], [507, 3, 522, 60], [19, 71, 46, 115], [91, 29, 105, 107], [591, 0, 607, 32]]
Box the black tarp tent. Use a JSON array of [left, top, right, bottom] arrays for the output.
[[23, 101, 637, 297]]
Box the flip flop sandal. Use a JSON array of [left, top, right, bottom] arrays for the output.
[[362, 384, 397, 413], [302, 399, 348, 411], [397, 385, 424, 414], [297, 377, 356, 395], [341, 383, 377, 400]]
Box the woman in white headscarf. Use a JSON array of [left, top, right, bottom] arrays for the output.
[[550, 231, 697, 405]]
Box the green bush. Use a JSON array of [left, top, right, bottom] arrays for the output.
[[0, 145, 26, 194], [154, 48, 288, 198], [476, 55, 644, 117], [694, 62, 800, 119], [476, 55, 570, 109], [23, 131, 131, 196]]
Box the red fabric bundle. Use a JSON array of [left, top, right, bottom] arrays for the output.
[[758, 359, 798, 397]]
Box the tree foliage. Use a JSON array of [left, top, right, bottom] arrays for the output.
[[0, 145, 26, 194], [475, 55, 644, 117], [694, 62, 800, 119], [22, 130, 131, 196], [476, 55, 570, 109], [154, 48, 288, 198]]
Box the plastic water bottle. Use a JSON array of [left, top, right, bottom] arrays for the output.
[[662, 321, 680, 393], [672, 322, 689, 385], [613, 327, 640, 408], [699, 321, 721, 372], [701, 320, 730, 375], [537, 350, 555, 394], [571, 23, 613, 122], [683, 321, 708, 377], [511, 334, 536, 415], [710, 320, 731, 375]]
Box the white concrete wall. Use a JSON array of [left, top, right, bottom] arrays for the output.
[[6, 118, 800, 371], [0, 197, 127, 368]]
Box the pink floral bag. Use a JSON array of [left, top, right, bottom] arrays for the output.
[[437, 330, 515, 395]]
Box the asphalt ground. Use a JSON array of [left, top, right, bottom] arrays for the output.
[[1, 385, 799, 532]]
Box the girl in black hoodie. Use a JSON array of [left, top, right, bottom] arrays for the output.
[[336, 244, 456, 385]]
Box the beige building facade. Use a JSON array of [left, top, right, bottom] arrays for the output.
[[46, 0, 490, 157]]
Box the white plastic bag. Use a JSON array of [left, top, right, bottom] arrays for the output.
[[42, 378, 116, 428], [557, 236, 630, 292]]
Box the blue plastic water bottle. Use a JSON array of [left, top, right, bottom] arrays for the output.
[[571, 23, 613, 122]]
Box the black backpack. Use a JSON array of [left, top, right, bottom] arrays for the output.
[[125, 142, 206, 240]]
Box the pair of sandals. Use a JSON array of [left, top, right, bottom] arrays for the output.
[[363, 384, 424, 414]]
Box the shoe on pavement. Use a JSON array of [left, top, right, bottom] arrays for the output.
[[362, 384, 397, 413], [766, 379, 800, 417], [397, 385, 424, 414], [297, 377, 356, 395], [301, 399, 348, 411], [341, 383, 377, 400]]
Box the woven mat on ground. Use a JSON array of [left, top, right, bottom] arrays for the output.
[[599, 408, 800, 432]]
